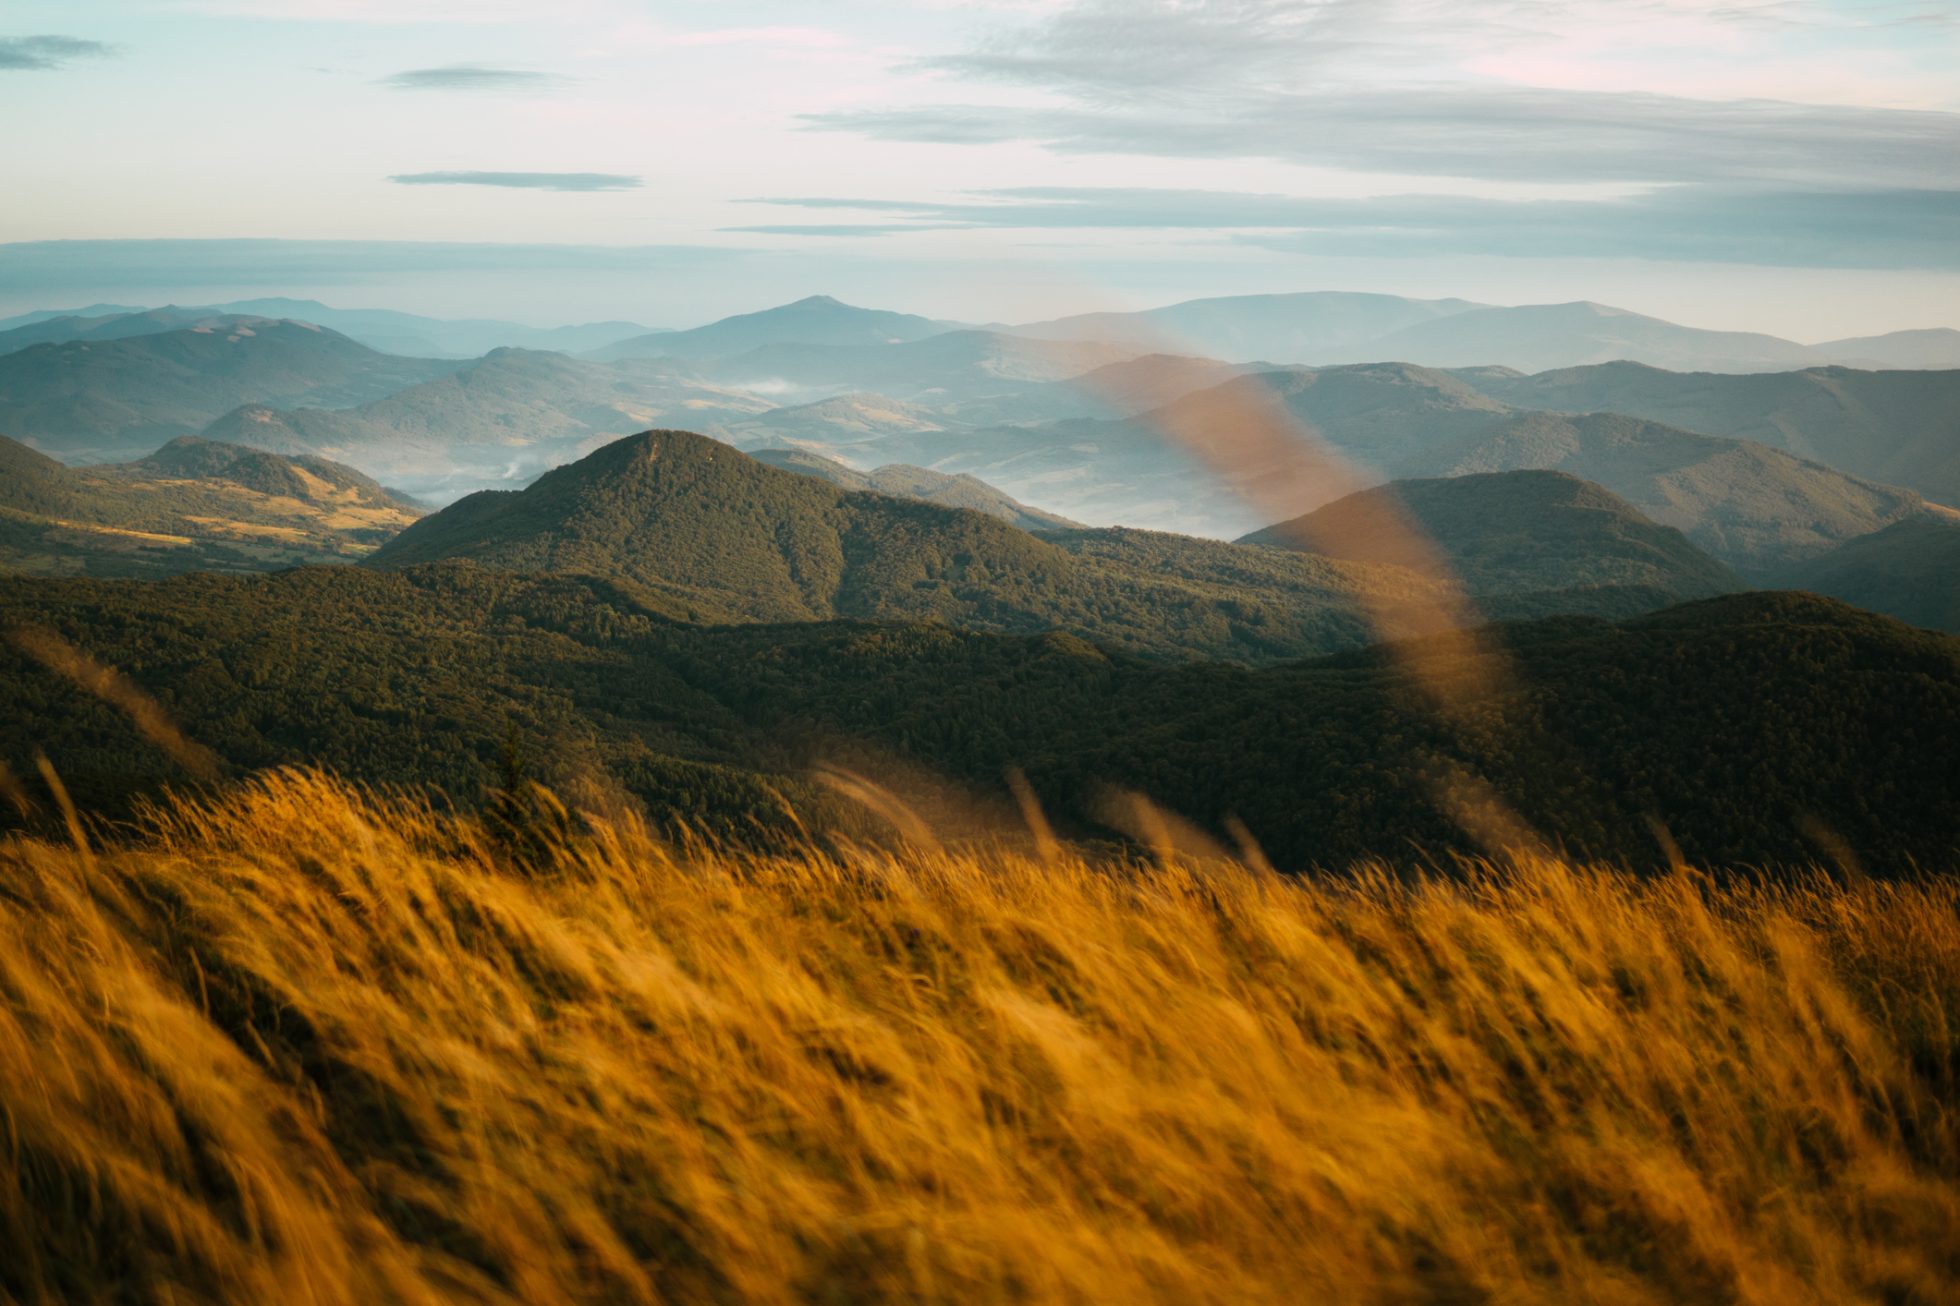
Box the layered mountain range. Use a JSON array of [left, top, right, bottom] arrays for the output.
[[0, 289, 1952, 640]]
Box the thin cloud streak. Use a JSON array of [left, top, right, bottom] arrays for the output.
[[378, 64, 573, 93], [743, 184, 1960, 269], [390, 171, 643, 192], [0, 35, 117, 70], [807, 88, 1960, 187]]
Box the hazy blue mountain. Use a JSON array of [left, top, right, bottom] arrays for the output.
[[1008, 291, 1486, 362], [214, 298, 655, 358], [850, 364, 1921, 566], [1458, 361, 1960, 506], [592, 294, 962, 362], [0, 300, 654, 359], [0, 308, 272, 355], [707, 329, 1138, 399], [1811, 328, 1960, 370], [0, 303, 147, 330], [0, 322, 460, 461], [1326, 301, 1825, 373], [199, 348, 775, 500]]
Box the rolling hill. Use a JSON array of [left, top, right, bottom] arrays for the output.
[[0, 433, 420, 576], [1772, 507, 1960, 632], [365, 428, 1451, 661], [0, 321, 459, 460], [1239, 471, 1739, 610], [1458, 361, 1960, 506]]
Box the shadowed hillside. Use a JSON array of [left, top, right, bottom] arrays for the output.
[[1774, 508, 1960, 631], [6, 569, 1956, 872], [1239, 470, 1739, 610]]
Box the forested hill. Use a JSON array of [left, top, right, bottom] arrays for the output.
[[365, 428, 1454, 662], [0, 433, 421, 576], [1239, 470, 1739, 605], [3, 567, 1954, 873]]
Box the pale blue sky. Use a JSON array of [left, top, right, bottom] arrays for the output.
[[1, 0, 1955, 335]]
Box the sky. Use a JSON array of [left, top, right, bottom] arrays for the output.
[[0, 0, 1956, 337]]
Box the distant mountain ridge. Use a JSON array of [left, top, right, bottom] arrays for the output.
[[834, 361, 1919, 566], [592, 295, 962, 362], [0, 300, 655, 359], [199, 348, 776, 501], [1457, 360, 1960, 507], [0, 321, 460, 460]]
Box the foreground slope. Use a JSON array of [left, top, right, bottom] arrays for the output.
[[4, 568, 1954, 871], [4, 772, 1956, 1304], [0, 433, 419, 575]]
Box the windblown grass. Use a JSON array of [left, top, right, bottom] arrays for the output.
[[2, 769, 1957, 1303]]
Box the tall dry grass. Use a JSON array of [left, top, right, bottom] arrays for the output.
[[2, 769, 1957, 1303]]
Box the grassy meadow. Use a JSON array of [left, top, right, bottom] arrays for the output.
[[1, 768, 1957, 1303]]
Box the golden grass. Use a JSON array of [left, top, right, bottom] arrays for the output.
[[2, 770, 1957, 1304]]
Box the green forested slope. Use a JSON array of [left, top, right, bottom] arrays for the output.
[[3, 567, 1953, 873], [1239, 470, 1739, 605]]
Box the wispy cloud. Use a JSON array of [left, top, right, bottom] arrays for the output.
[[809, 88, 1960, 188], [389, 171, 643, 192], [741, 185, 1960, 270], [0, 35, 117, 71], [378, 64, 572, 93]]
